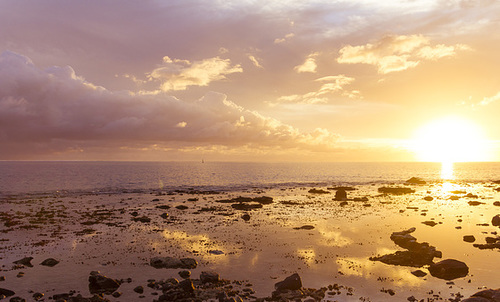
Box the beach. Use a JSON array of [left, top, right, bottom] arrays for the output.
[[1, 174, 499, 301]]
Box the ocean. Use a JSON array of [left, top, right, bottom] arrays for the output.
[[1, 161, 499, 196]]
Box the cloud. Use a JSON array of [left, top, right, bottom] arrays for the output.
[[337, 34, 469, 74], [274, 33, 295, 44], [273, 75, 357, 105], [294, 52, 319, 73], [147, 56, 243, 91], [0, 51, 339, 159], [248, 55, 263, 68], [478, 91, 500, 106]]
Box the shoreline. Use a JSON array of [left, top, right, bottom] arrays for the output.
[[1, 180, 499, 301]]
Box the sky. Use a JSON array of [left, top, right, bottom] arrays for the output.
[[1, 0, 500, 162]]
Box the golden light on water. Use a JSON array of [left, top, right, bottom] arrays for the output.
[[411, 116, 491, 164], [441, 161, 454, 180]]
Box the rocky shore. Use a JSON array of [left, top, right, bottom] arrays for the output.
[[1, 178, 499, 301]]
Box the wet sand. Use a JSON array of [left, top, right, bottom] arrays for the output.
[[1, 180, 499, 301]]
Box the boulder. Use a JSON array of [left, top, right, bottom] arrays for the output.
[[40, 258, 60, 267], [178, 270, 191, 279], [241, 213, 251, 221], [428, 259, 469, 280], [406, 177, 426, 184], [492, 214, 500, 227], [275, 273, 302, 292], [378, 187, 415, 195], [150, 257, 197, 269], [13, 257, 33, 267], [200, 271, 220, 283], [308, 188, 330, 194], [0, 288, 15, 297], [462, 288, 500, 302], [334, 189, 347, 201], [88, 271, 120, 294], [231, 203, 263, 211]]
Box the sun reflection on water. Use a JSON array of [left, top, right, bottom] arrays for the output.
[[441, 161, 454, 180]]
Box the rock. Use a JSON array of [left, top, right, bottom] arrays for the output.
[[334, 189, 347, 201], [339, 201, 348, 206], [293, 225, 315, 230], [241, 213, 251, 221], [13, 257, 33, 267], [371, 228, 441, 267], [160, 213, 169, 219], [88, 271, 120, 294], [132, 216, 151, 223], [423, 196, 434, 201], [492, 214, 500, 227], [208, 250, 224, 255], [422, 221, 438, 227], [150, 257, 197, 269], [32, 292, 44, 301], [378, 187, 415, 195], [253, 196, 273, 204], [462, 288, 500, 302], [494, 201, 500, 207], [0, 288, 15, 297], [178, 270, 191, 279], [465, 193, 479, 198], [275, 273, 302, 292], [428, 259, 469, 280], [468, 201, 485, 206], [308, 188, 330, 194], [178, 279, 195, 293], [133, 286, 144, 294], [112, 292, 122, 298], [200, 271, 220, 283], [40, 258, 59, 267], [8, 297, 25, 302], [463, 235, 476, 243], [175, 205, 189, 210], [406, 177, 426, 184], [411, 270, 427, 277], [231, 203, 263, 210]]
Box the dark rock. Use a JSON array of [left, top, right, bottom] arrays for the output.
[[411, 270, 427, 277], [200, 271, 220, 283], [132, 216, 151, 223], [112, 292, 122, 298], [293, 225, 315, 230], [275, 273, 302, 292], [150, 257, 197, 269], [492, 214, 500, 227], [178, 270, 191, 279], [468, 201, 485, 206], [8, 297, 25, 302], [241, 213, 251, 221], [208, 250, 224, 255], [175, 205, 189, 210], [133, 286, 144, 294], [130, 211, 139, 217], [339, 201, 348, 206], [329, 186, 356, 191], [308, 188, 330, 194], [231, 203, 263, 211], [253, 196, 273, 204], [32, 292, 44, 301], [422, 221, 438, 227], [494, 201, 500, 207], [428, 259, 469, 280], [13, 257, 33, 267], [371, 228, 441, 267], [40, 258, 59, 267], [465, 193, 479, 198], [378, 187, 415, 195], [156, 205, 170, 210], [88, 271, 120, 295], [0, 288, 15, 297], [463, 235, 476, 243], [334, 189, 347, 201], [406, 177, 426, 184], [160, 213, 169, 219], [462, 288, 500, 302], [178, 279, 195, 293], [423, 196, 434, 201]]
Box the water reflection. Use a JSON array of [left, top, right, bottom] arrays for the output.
[[441, 161, 454, 180]]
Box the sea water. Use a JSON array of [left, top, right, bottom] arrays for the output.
[[1, 161, 500, 196]]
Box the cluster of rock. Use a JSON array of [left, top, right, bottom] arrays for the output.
[[370, 228, 469, 280], [215, 196, 273, 211]]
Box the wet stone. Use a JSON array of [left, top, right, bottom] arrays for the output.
[[428, 259, 469, 280], [463, 235, 476, 243], [40, 258, 59, 267]]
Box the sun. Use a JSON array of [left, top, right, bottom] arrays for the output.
[[411, 116, 490, 163]]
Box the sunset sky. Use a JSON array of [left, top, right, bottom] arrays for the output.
[[1, 0, 500, 162]]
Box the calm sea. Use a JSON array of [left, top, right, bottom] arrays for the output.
[[1, 161, 499, 196]]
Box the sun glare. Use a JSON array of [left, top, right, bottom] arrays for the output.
[[411, 116, 490, 164]]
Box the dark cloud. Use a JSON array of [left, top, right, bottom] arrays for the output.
[[0, 51, 338, 159]]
